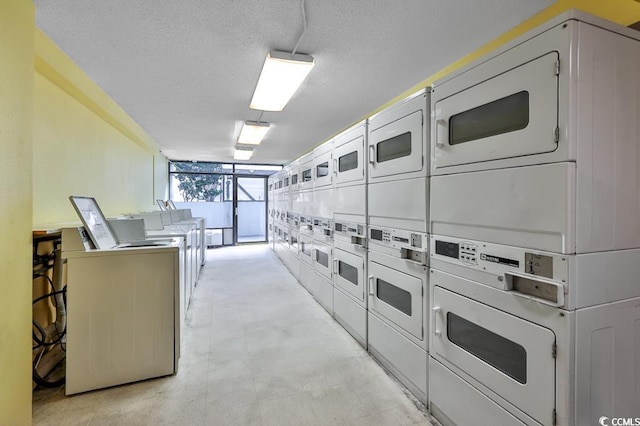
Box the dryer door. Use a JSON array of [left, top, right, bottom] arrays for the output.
[[313, 240, 333, 281], [299, 233, 313, 266], [369, 109, 424, 181], [368, 259, 424, 341], [333, 246, 365, 303], [334, 134, 366, 187], [432, 285, 556, 425], [313, 149, 333, 188], [433, 52, 559, 172]]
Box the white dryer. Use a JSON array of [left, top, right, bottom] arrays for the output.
[[297, 219, 315, 292], [367, 225, 429, 404], [430, 11, 640, 254], [368, 89, 429, 233], [332, 221, 367, 347], [333, 121, 367, 225], [429, 233, 640, 426], [310, 218, 334, 314]]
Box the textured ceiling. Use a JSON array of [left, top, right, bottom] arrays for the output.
[[34, 0, 553, 165]]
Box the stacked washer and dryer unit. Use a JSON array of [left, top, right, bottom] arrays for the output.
[[268, 11, 640, 425], [428, 11, 640, 426], [367, 90, 430, 404], [332, 122, 369, 347]]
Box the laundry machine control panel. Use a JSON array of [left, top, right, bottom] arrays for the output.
[[430, 234, 568, 304], [334, 221, 367, 248], [370, 226, 429, 265]]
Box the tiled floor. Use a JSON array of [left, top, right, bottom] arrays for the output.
[[33, 244, 431, 425]]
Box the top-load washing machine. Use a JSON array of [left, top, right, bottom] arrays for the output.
[[430, 10, 640, 255], [63, 197, 183, 395], [368, 89, 430, 233]]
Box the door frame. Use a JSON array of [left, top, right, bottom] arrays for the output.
[[233, 174, 269, 245]]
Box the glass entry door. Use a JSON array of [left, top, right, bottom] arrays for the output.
[[234, 176, 267, 244]]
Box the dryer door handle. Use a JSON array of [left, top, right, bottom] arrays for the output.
[[333, 159, 338, 175], [368, 145, 376, 164], [432, 306, 442, 336], [368, 275, 375, 295], [333, 259, 338, 274], [435, 118, 448, 148]]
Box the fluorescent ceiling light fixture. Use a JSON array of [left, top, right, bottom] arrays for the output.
[[233, 146, 254, 160], [250, 51, 315, 112], [238, 121, 270, 145]]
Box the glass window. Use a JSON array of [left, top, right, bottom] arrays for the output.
[[376, 279, 411, 316], [302, 169, 312, 182], [377, 132, 411, 163], [301, 241, 311, 257], [316, 250, 329, 267], [338, 261, 358, 286], [284, 177, 290, 187], [291, 174, 298, 185], [450, 91, 529, 145], [447, 313, 527, 384], [316, 162, 329, 178], [338, 151, 358, 172]]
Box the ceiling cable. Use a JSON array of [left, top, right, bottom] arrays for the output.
[[257, 111, 265, 123], [291, 0, 307, 56]]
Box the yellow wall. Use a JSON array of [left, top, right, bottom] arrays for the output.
[[33, 31, 166, 226], [0, 0, 34, 423]]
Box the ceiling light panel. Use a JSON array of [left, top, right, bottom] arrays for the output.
[[238, 121, 270, 145], [233, 146, 254, 160], [250, 51, 315, 112]]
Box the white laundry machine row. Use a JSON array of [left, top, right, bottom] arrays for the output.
[[368, 89, 429, 234], [176, 210, 206, 268], [430, 10, 640, 255], [367, 224, 430, 404], [428, 234, 640, 426]]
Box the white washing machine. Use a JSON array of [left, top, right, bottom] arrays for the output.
[[430, 11, 640, 255], [332, 221, 367, 347], [368, 89, 429, 233], [367, 225, 429, 404], [62, 227, 183, 395], [109, 217, 194, 320], [429, 234, 640, 426]]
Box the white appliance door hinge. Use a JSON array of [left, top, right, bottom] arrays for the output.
[[552, 409, 557, 425], [552, 342, 557, 359], [554, 126, 560, 144], [555, 59, 560, 76]]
